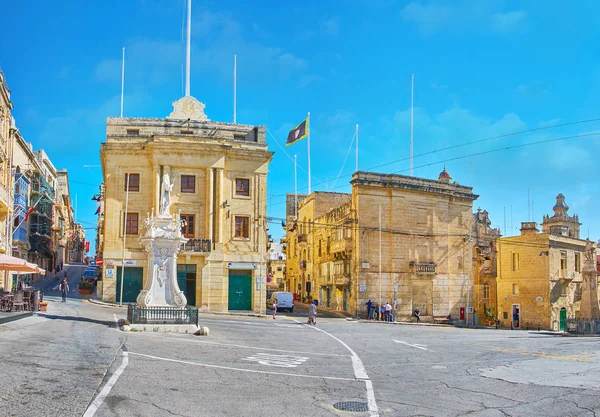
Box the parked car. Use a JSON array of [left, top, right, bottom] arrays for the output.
[[266, 291, 294, 312], [81, 268, 97, 282]]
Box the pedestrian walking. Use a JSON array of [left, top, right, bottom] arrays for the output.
[[272, 299, 278, 319], [308, 301, 317, 325], [414, 308, 420, 323], [60, 278, 69, 303], [365, 299, 373, 320]]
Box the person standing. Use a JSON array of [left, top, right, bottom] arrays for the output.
[[272, 299, 278, 319], [414, 308, 420, 323], [60, 278, 69, 303], [385, 302, 393, 322], [308, 301, 317, 325], [365, 300, 373, 320]]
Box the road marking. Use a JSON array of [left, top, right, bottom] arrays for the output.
[[242, 353, 309, 368], [129, 331, 348, 357], [394, 340, 432, 351], [83, 346, 129, 417], [304, 322, 379, 417], [128, 351, 357, 381]]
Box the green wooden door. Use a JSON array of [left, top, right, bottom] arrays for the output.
[[116, 267, 143, 304], [177, 265, 197, 306], [228, 270, 252, 310], [560, 308, 567, 331]]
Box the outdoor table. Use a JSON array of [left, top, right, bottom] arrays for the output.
[[1, 294, 14, 311]]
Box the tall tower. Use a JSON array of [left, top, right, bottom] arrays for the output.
[[579, 240, 599, 320]]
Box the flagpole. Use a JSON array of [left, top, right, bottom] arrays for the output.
[[120, 47, 125, 117], [294, 155, 298, 220], [355, 124, 359, 173], [185, 0, 191, 96], [120, 174, 131, 307], [233, 54, 237, 123], [307, 112, 311, 194], [410, 74, 414, 176]]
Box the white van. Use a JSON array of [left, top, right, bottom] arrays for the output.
[[267, 292, 294, 312]]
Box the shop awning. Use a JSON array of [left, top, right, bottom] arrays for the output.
[[0, 254, 45, 274]]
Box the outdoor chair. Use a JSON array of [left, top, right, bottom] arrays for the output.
[[12, 292, 25, 312]]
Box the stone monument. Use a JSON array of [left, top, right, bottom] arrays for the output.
[[136, 172, 188, 308], [579, 239, 599, 320]]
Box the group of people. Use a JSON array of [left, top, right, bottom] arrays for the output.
[[365, 300, 394, 321]]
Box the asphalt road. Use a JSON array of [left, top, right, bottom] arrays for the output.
[[2, 298, 600, 416], [31, 262, 92, 301]]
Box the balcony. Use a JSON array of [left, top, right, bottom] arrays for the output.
[[180, 238, 212, 254], [410, 262, 437, 275], [331, 238, 352, 254], [333, 273, 350, 287], [13, 193, 27, 210], [13, 227, 27, 243], [0, 184, 9, 216]]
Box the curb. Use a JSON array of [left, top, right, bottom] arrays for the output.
[[87, 298, 126, 309], [0, 312, 34, 325]]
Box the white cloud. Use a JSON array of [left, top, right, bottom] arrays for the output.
[[401, 1, 527, 35], [514, 82, 549, 99], [297, 74, 323, 89], [492, 11, 527, 33], [321, 17, 340, 35]]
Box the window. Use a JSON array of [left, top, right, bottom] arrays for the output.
[[560, 251, 567, 271], [181, 175, 195, 193], [417, 208, 427, 225], [512, 253, 520, 272], [512, 284, 519, 295], [235, 178, 250, 196], [126, 213, 139, 234], [234, 216, 250, 238], [327, 237, 331, 254], [483, 283, 490, 300], [234, 134, 246, 141], [125, 173, 139, 192], [180, 214, 195, 238], [575, 253, 581, 273], [318, 240, 322, 257], [126, 129, 139, 136]]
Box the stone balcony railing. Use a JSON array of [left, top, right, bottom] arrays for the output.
[[333, 273, 350, 287], [180, 238, 211, 254], [410, 262, 437, 275], [331, 238, 352, 254]]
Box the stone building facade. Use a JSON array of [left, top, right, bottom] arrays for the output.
[[286, 167, 478, 320], [472, 208, 501, 324], [99, 96, 272, 312], [497, 194, 591, 331], [0, 69, 14, 258]]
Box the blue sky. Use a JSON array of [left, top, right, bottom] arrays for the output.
[[1, 0, 599, 248]]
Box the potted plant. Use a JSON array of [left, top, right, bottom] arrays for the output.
[[78, 280, 94, 295]]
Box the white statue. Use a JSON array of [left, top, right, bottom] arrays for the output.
[[160, 173, 175, 215]]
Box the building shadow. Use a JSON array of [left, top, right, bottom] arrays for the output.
[[39, 314, 116, 328]]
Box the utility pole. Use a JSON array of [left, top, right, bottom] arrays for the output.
[[378, 203, 382, 318]]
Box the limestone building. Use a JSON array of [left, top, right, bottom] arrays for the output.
[[286, 167, 478, 320], [472, 208, 501, 325], [267, 241, 286, 290], [496, 194, 591, 331], [99, 96, 272, 312], [0, 69, 14, 258]]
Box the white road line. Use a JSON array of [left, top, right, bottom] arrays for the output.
[[128, 351, 357, 382], [307, 325, 379, 417], [394, 340, 432, 351], [129, 332, 348, 357], [83, 347, 129, 417]]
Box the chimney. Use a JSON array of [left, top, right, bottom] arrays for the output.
[[520, 222, 539, 236]]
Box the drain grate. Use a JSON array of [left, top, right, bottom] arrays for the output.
[[333, 401, 369, 412]]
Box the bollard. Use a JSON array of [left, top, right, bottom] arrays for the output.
[[538, 323, 540, 331]]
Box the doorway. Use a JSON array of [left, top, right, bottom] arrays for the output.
[[177, 264, 197, 306], [559, 307, 567, 331], [228, 269, 252, 310], [116, 267, 143, 304], [343, 288, 349, 311], [512, 304, 520, 329]]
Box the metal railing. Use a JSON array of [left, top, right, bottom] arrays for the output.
[[127, 304, 199, 326], [180, 238, 211, 253], [410, 262, 437, 274], [566, 318, 600, 335]]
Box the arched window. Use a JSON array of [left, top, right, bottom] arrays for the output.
[[483, 283, 490, 300]]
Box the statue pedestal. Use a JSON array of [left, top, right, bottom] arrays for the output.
[[137, 214, 188, 308]]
